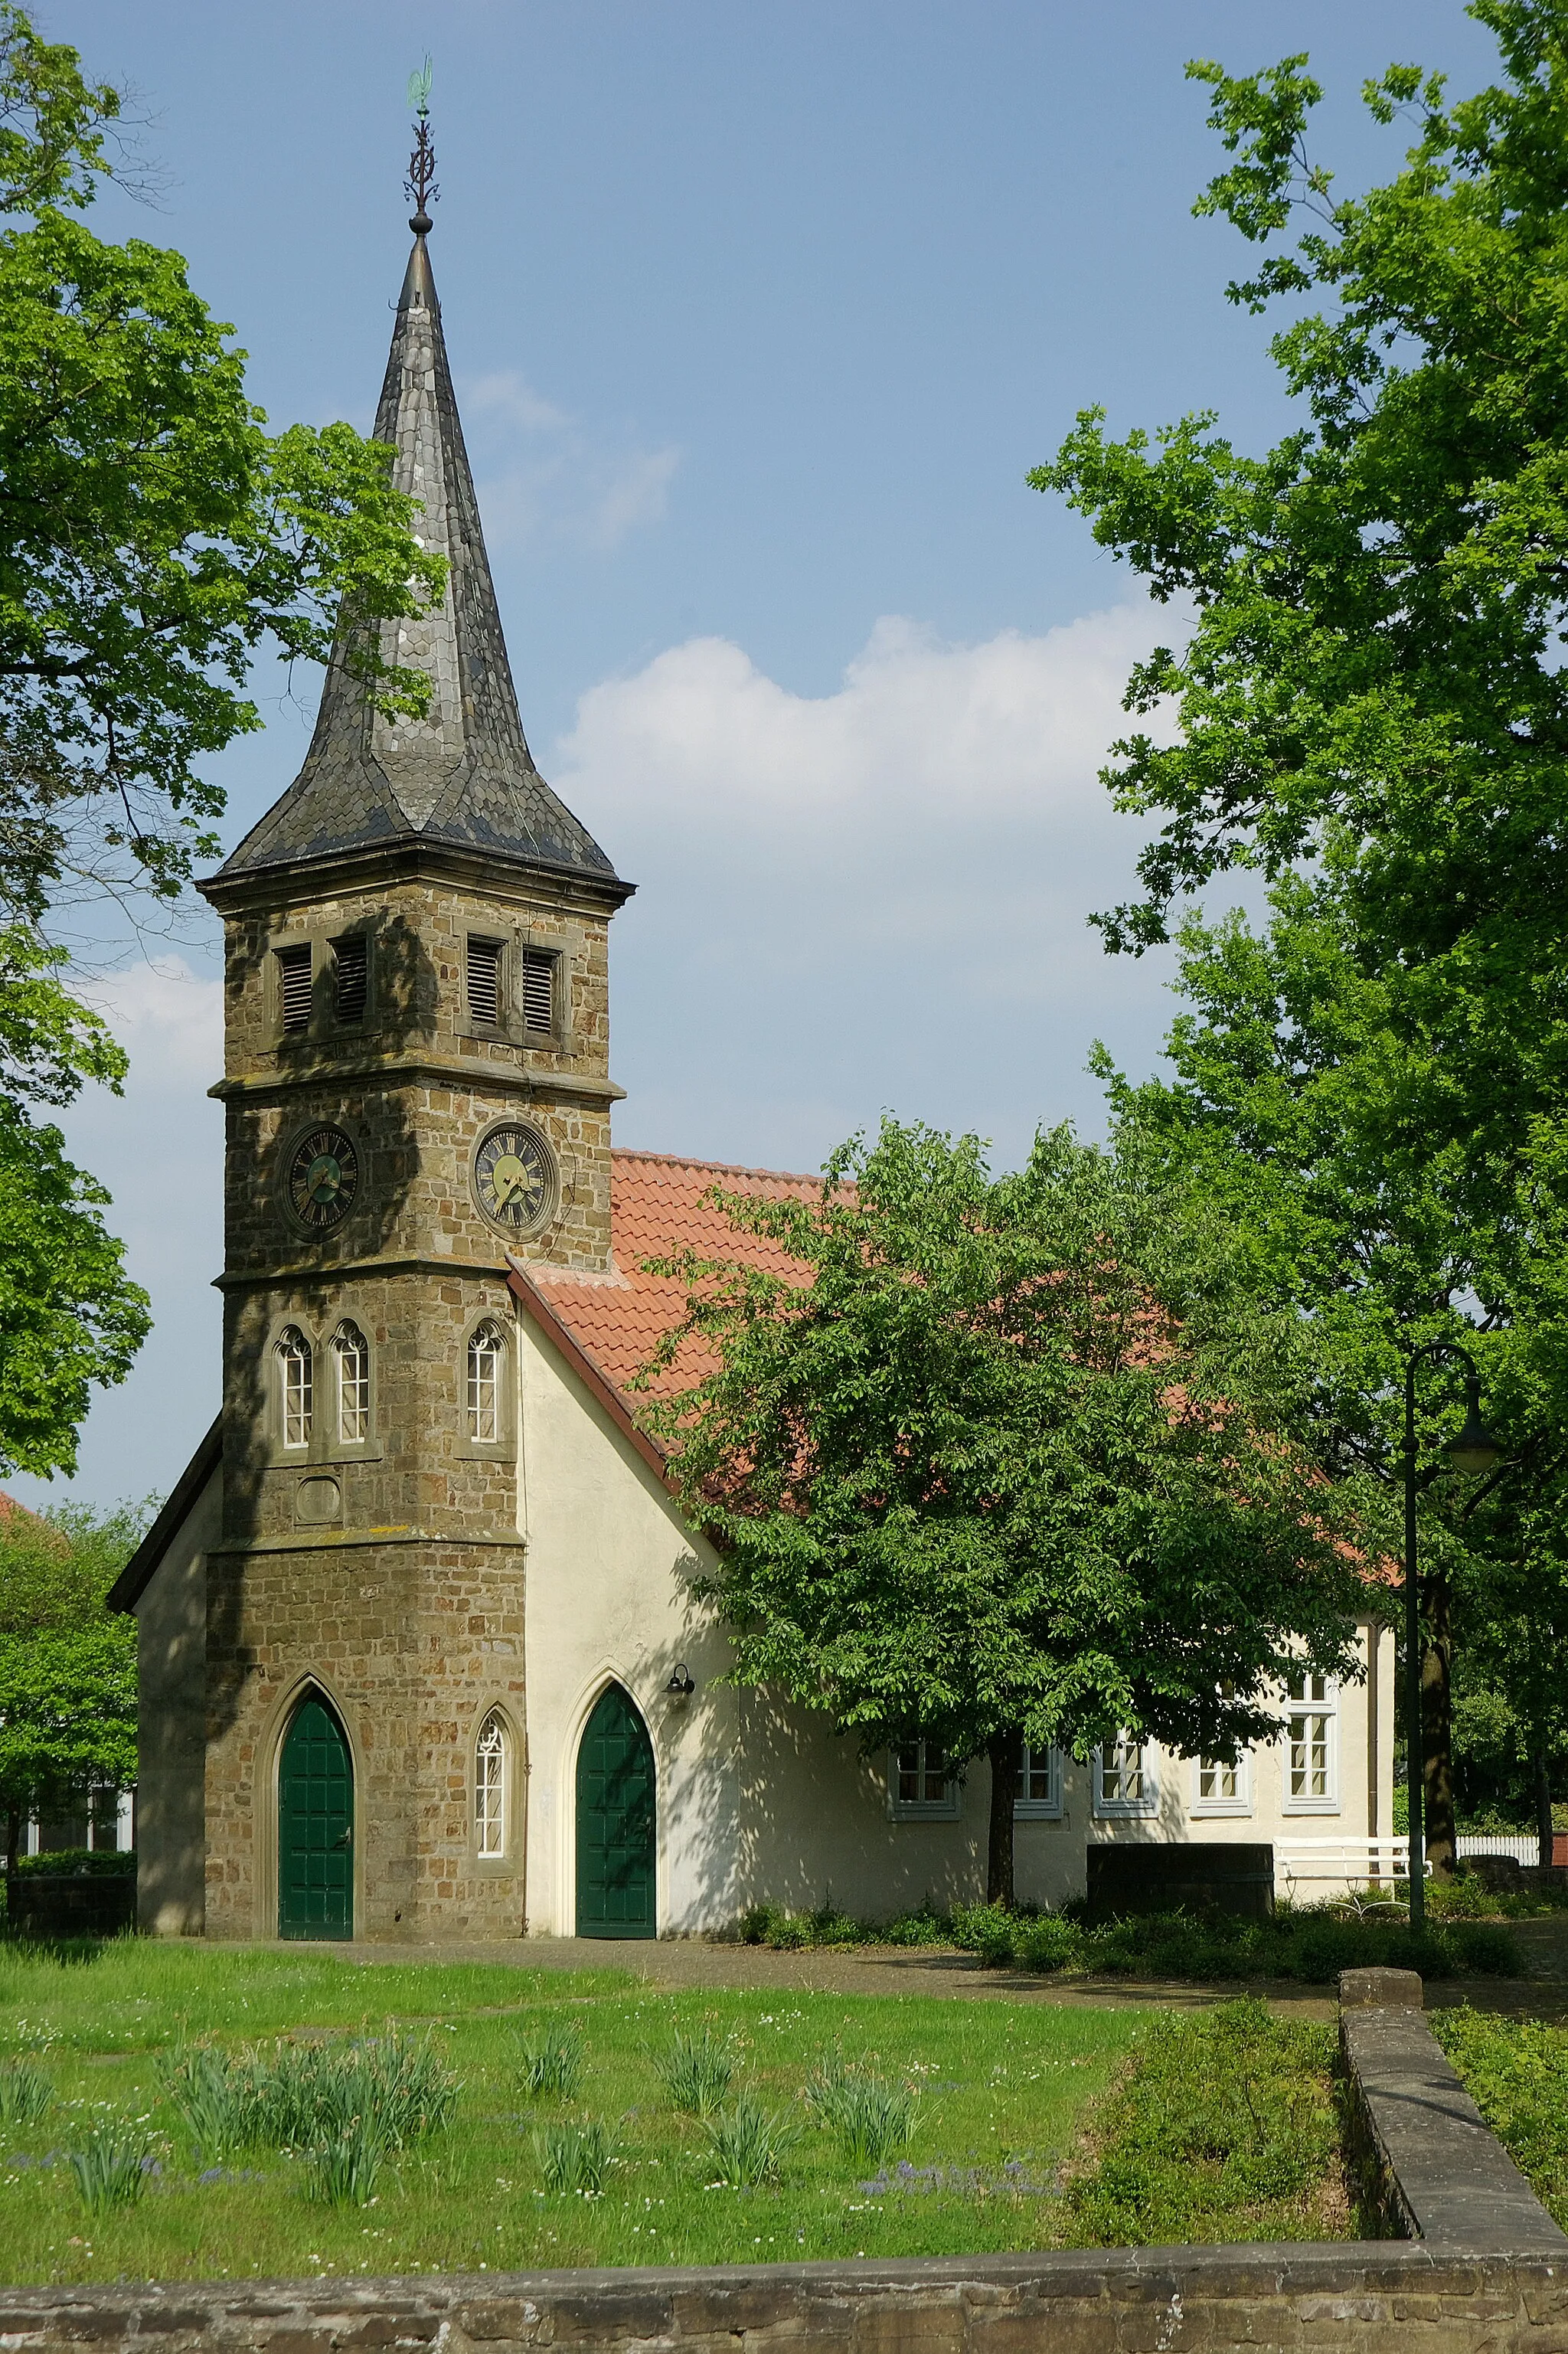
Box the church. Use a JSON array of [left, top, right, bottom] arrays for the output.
[[112, 192, 1397, 1944]]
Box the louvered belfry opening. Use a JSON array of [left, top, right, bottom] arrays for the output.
[[333, 933, 368, 1023], [520, 947, 554, 1034], [467, 936, 502, 1025], [276, 943, 313, 1032]]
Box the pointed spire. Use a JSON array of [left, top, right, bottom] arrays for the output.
[[219, 125, 622, 894]]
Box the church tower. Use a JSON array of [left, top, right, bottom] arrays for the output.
[[196, 139, 632, 1939]]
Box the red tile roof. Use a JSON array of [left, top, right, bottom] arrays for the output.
[[518, 1150, 823, 1417]]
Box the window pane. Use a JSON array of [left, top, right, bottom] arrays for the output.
[[468, 1324, 501, 1442], [896, 1744, 920, 1803], [1289, 1711, 1331, 1799], [278, 1330, 312, 1448], [334, 1322, 368, 1443], [475, 1713, 506, 1855]]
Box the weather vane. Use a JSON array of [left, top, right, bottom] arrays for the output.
[[405, 56, 438, 231]]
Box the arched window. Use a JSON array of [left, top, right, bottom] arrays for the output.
[[475, 1711, 507, 1856], [332, 1319, 370, 1444], [467, 1320, 505, 1445], [276, 1327, 312, 1450]]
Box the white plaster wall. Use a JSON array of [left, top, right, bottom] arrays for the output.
[[517, 1318, 1397, 1929], [133, 1466, 220, 1935]]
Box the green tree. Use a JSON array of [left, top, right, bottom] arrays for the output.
[[1096, 880, 1568, 1872], [0, 5, 443, 1474], [1032, 2, 1568, 1198], [0, 1495, 149, 1885], [0, 927, 149, 1479], [1032, 0, 1568, 1877], [641, 1118, 1369, 1905]]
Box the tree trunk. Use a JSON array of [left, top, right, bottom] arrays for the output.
[[986, 1729, 1021, 1907], [1537, 1750, 1554, 1877], [1422, 1564, 1456, 1879]]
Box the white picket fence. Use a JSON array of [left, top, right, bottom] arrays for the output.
[[1455, 1833, 1540, 1867]]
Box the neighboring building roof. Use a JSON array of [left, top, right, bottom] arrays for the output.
[[518, 1149, 824, 1408], [0, 1491, 48, 1538], [214, 229, 623, 893], [106, 1417, 222, 1615]]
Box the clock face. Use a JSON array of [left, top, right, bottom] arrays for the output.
[[286, 1124, 360, 1231], [474, 1121, 554, 1232]]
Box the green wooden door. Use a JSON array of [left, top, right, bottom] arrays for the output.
[[278, 1693, 354, 1939], [576, 1682, 656, 1938]]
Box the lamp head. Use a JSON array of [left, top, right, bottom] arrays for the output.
[[1444, 1377, 1504, 1476]]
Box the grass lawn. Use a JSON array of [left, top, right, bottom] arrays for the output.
[[0, 1943, 1151, 2284], [1432, 2007, 1568, 2228]]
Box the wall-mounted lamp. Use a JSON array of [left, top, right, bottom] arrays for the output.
[[666, 1663, 695, 1699]]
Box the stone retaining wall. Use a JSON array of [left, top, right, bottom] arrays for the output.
[[1, 2246, 1567, 2354]]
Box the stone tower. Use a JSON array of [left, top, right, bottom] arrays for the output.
[[197, 191, 632, 1940]]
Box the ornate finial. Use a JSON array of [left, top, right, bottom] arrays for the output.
[[405, 57, 438, 234]]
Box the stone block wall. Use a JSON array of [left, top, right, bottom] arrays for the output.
[[4, 2248, 1568, 2354], [204, 1528, 527, 1941]]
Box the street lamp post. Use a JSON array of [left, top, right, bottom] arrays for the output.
[[1403, 1342, 1503, 1931]]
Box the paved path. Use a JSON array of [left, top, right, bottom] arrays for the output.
[[296, 1929, 1568, 2025]]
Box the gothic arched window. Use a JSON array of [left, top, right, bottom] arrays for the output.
[[332, 1319, 370, 1445], [475, 1710, 508, 1856], [467, 1320, 505, 1445], [276, 1327, 312, 1450]]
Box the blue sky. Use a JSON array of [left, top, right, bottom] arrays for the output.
[[17, 0, 1494, 1511]]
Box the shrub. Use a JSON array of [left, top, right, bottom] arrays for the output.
[[654, 2026, 736, 2116], [806, 2058, 918, 2166], [535, 2117, 616, 2195], [735, 1899, 865, 1949], [701, 2093, 797, 2186], [511, 2021, 585, 2101], [0, 2058, 51, 2129], [882, 1905, 950, 1947], [946, 1901, 1032, 1965], [67, 2119, 151, 2215], [1016, 1914, 1085, 1973], [14, 1849, 136, 1879], [1067, 1998, 1344, 2244]]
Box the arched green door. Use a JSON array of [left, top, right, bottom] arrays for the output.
[[576, 1682, 655, 1938], [278, 1692, 353, 1940]]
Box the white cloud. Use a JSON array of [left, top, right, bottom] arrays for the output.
[[551, 603, 1191, 1172], [461, 367, 679, 555]]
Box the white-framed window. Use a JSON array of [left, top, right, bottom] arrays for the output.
[[1282, 1673, 1339, 1813], [467, 1320, 505, 1444], [1093, 1733, 1158, 1819], [332, 1319, 370, 1445], [1192, 1751, 1253, 1816], [890, 1740, 960, 1821], [276, 1327, 312, 1450], [475, 1710, 508, 1857], [1014, 1742, 1063, 1820]]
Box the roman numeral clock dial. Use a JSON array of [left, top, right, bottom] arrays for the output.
[[474, 1121, 556, 1233], [286, 1125, 360, 1231]]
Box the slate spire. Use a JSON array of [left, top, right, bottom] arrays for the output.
[[219, 164, 620, 888]]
